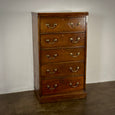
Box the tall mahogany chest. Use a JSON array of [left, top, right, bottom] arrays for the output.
[[32, 12, 88, 103]]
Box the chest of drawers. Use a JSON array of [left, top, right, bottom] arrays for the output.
[[32, 12, 88, 103]]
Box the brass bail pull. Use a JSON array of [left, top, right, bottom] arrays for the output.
[[46, 24, 57, 29]]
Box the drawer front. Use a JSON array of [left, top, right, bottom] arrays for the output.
[[41, 33, 85, 48], [40, 17, 85, 33], [42, 76, 84, 95], [41, 62, 84, 78], [41, 47, 85, 63]]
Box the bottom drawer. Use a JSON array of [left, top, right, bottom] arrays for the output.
[[42, 76, 84, 95]]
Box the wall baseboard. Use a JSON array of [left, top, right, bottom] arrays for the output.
[[0, 80, 114, 95], [0, 87, 34, 95]]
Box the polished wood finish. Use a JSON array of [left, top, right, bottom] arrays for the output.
[[84, 16, 88, 90], [32, 12, 88, 103], [41, 33, 85, 48], [38, 12, 89, 17], [42, 76, 84, 95], [41, 61, 85, 78], [40, 17, 85, 33], [37, 90, 86, 103], [41, 47, 85, 63]]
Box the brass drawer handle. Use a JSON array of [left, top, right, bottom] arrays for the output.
[[46, 54, 58, 59], [46, 24, 57, 29], [70, 22, 74, 27], [77, 22, 80, 26], [45, 38, 58, 44], [46, 68, 58, 74], [70, 52, 80, 57], [69, 66, 80, 72], [70, 37, 81, 44], [69, 82, 79, 88], [70, 22, 80, 28], [47, 84, 58, 90]]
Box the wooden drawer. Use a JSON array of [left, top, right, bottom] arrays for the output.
[[40, 17, 85, 33], [42, 76, 84, 95], [41, 47, 85, 63], [41, 33, 85, 48], [41, 62, 84, 78]]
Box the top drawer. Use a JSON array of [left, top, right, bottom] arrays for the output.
[[40, 17, 85, 33]]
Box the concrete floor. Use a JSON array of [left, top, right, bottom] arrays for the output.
[[0, 81, 115, 115]]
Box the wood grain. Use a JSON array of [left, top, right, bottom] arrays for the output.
[[41, 47, 85, 63], [38, 12, 88, 17], [42, 76, 84, 95], [32, 12, 88, 103], [40, 17, 85, 33], [41, 61, 85, 78], [37, 90, 86, 103], [41, 33, 85, 48]]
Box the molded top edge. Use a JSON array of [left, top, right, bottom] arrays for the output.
[[33, 12, 89, 17]]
